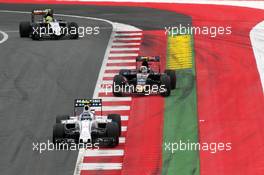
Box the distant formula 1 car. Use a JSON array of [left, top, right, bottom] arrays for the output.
[[113, 56, 176, 97], [19, 9, 79, 40], [53, 99, 121, 147]]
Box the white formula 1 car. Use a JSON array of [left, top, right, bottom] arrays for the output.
[[52, 99, 121, 147], [19, 9, 79, 40]]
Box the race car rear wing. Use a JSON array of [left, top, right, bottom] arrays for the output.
[[136, 56, 161, 72], [136, 56, 160, 62], [31, 9, 54, 22], [32, 10, 48, 15], [74, 99, 102, 107], [74, 99, 102, 116]]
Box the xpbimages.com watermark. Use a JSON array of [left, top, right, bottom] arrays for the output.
[[100, 83, 167, 95], [32, 25, 100, 38], [32, 140, 99, 154], [164, 140, 232, 154], [165, 24, 232, 37]]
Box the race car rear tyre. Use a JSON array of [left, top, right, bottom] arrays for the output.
[[107, 114, 121, 136], [106, 122, 119, 147], [68, 22, 79, 40], [19, 22, 31, 37], [113, 75, 125, 97], [56, 115, 70, 123], [165, 69, 176, 89], [160, 74, 171, 97], [53, 124, 65, 143]]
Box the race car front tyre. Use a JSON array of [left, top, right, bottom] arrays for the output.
[[165, 69, 176, 89], [68, 22, 79, 39], [19, 22, 31, 37], [106, 122, 119, 147], [56, 115, 70, 123], [107, 114, 121, 136], [160, 74, 171, 97], [113, 75, 125, 97], [53, 124, 65, 143]]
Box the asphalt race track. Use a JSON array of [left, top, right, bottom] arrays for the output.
[[0, 10, 112, 175], [0, 4, 191, 175]]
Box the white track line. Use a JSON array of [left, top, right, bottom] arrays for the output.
[[119, 137, 126, 143], [99, 87, 112, 93], [122, 126, 127, 132], [113, 22, 142, 32], [115, 33, 142, 36], [79, 163, 122, 170], [122, 116, 129, 120], [102, 80, 113, 84], [59, 0, 264, 10], [250, 21, 264, 93], [112, 42, 141, 46], [105, 66, 136, 70], [111, 47, 139, 51], [114, 37, 142, 41], [0, 31, 8, 44], [83, 149, 124, 157], [109, 53, 138, 57], [109, 57, 135, 59], [101, 97, 132, 101], [103, 73, 116, 77], [108, 59, 135, 63], [95, 106, 130, 111], [98, 116, 129, 120]]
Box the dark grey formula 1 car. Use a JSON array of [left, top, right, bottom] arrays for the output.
[[113, 56, 176, 97]]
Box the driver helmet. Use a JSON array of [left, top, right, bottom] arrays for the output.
[[84, 105, 90, 111], [142, 60, 149, 68], [45, 9, 53, 17], [140, 66, 148, 73]]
